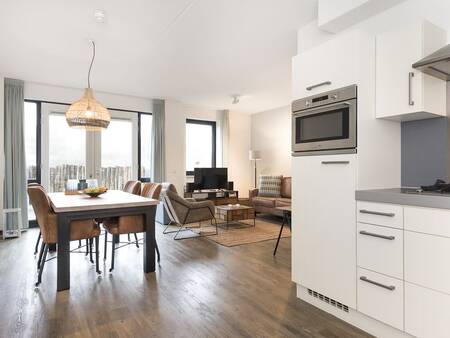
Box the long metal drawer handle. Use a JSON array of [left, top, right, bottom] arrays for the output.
[[360, 276, 396, 291], [306, 81, 332, 91], [321, 161, 350, 165], [359, 230, 395, 240], [359, 209, 395, 217], [408, 72, 414, 106]]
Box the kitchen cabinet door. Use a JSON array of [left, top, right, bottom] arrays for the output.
[[376, 20, 446, 121], [292, 154, 357, 308], [292, 30, 370, 100]]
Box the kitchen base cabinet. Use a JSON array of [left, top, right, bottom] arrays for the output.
[[357, 268, 404, 331], [405, 282, 450, 338], [292, 154, 356, 308]]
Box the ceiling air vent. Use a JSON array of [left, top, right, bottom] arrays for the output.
[[307, 289, 349, 313]]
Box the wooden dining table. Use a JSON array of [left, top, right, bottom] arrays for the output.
[[48, 190, 159, 292]]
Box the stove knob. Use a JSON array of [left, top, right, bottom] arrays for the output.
[[305, 100, 311, 107], [331, 94, 338, 100]]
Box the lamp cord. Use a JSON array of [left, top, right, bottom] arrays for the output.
[[87, 41, 96, 89]]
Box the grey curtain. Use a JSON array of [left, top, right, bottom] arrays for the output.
[[216, 109, 229, 167], [3, 78, 28, 235], [151, 99, 166, 183]]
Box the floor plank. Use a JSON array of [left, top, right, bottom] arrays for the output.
[[0, 223, 371, 337]]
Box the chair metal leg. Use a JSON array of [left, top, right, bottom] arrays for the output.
[[134, 233, 139, 248], [103, 230, 108, 261], [89, 238, 94, 263], [34, 231, 41, 255], [95, 236, 101, 274], [128, 234, 131, 242], [37, 241, 45, 269], [85, 239, 89, 255], [273, 216, 286, 256], [155, 240, 160, 263], [110, 235, 117, 272], [36, 244, 48, 286], [78, 239, 82, 248]]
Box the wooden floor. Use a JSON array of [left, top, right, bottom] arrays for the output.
[[0, 223, 371, 338]]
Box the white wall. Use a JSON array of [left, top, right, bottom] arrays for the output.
[[228, 112, 252, 197], [251, 105, 291, 179], [298, 0, 450, 54]]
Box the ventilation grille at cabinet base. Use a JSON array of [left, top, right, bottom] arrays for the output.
[[307, 289, 349, 313]]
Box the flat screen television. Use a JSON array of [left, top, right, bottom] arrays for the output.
[[194, 168, 228, 190]]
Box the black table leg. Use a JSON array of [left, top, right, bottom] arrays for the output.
[[57, 214, 70, 291], [273, 212, 286, 256], [48, 243, 57, 252], [143, 206, 156, 273]]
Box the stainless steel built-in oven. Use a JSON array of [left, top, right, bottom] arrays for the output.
[[292, 84, 357, 155]]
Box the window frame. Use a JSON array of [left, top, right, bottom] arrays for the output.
[[138, 112, 153, 182], [24, 99, 42, 185], [185, 118, 217, 176]]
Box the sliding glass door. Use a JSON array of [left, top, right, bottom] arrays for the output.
[[41, 103, 138, 192]]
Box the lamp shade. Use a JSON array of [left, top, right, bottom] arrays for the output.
[[249, 150, 261, 160], [65, 88, 110, 131]]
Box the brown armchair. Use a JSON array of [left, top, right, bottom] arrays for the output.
[[103, 182, 162, 271], [28, 185, 101, 286], [163, 190, 217, 240]]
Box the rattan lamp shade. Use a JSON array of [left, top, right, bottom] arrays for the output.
[[65, 88, 110, 131]]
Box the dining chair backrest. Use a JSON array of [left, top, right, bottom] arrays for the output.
[[141, 183, 162, 200], [123, 181, 141, 195], [27, 185, 53, 240]]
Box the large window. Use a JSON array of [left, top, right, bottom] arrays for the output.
[[185, 119, 216, 175], [139, 114, 153, 181], [100, 118, 133, 189], [48, 113, 86, 192]]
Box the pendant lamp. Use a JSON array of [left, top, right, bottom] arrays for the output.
[[66, 41, 110, 130]]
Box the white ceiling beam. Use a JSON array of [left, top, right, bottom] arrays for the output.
[[318, 0, 408, 33]]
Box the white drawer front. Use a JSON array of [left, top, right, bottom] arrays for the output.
[[357, 201, 403, 229], [357, 268, 404, 330], [404, 206, 450, 237], [357, 223, 403, 279], [405, 230, 450, 294], [405, 282, 450, 338]]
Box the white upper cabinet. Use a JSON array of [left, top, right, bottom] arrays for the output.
[[376, 20, 447, 121], [292, 30, 371, 100]]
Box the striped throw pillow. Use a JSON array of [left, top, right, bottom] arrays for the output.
[[259, 175, 283, 197]]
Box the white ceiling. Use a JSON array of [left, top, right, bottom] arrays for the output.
[[0, 0, 317, 113]]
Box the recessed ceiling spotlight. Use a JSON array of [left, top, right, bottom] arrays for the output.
[[231, 95, 241, 104], [94, 9, 106, 23]]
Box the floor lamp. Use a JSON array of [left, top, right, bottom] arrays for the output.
[[249, 150, 262, 188]]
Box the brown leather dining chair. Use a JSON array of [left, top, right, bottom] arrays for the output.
[[103, 182, 162, 272], [27, 185, 102, 286]]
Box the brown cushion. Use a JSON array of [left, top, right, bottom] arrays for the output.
[[252, 196, 276, 208], [275, 198, 291, 208], [281, 177, 291, 198]]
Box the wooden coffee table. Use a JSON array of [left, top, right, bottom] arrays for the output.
[[215, 205, 256, 229]]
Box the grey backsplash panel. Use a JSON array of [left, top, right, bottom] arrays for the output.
[[401, 117, 449, 187]]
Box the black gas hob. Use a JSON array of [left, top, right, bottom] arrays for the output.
[[419, 179, 450, 193]]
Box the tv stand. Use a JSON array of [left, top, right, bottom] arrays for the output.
[[184, 189, 239, 206]]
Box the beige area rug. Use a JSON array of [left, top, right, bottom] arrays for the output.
[[198, 217, 291, 247]]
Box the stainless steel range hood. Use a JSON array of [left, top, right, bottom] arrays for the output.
[[412, 44, 450, 80]]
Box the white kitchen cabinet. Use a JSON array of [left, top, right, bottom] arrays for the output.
[[405, 282, 450, 338], [292, 30, 371, 100], [376, 20, 447, 121], [357, 201, 403, 229], [357, 268, 404, 331], [292, 154, 357, 308], [404, 230, 450, 294], [357, 222, 403, 279]]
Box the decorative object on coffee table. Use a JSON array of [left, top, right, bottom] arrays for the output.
[[216, 204, 255, 229], [249, 150, 262, 188]]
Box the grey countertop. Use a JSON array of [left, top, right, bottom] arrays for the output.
[[355, 188, 450, 210]]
